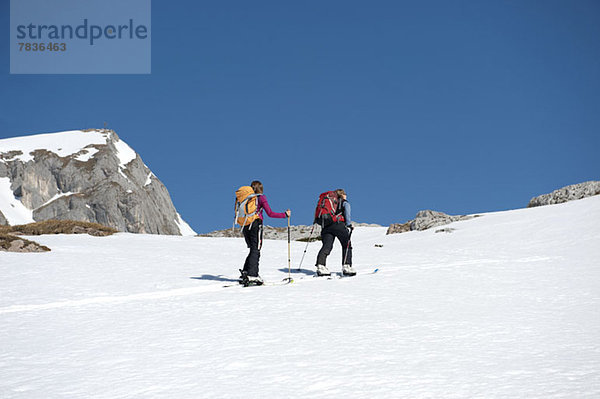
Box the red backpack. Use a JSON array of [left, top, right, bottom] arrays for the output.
[[314, 191, 345, 227]]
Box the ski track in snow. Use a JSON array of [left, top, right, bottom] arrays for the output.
[[1, 196, 600, 398], [0, 269, 380, 314]]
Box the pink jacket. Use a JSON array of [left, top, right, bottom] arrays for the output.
[[257, 195, 286, 220]]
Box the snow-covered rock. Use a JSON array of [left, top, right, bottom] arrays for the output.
[[0, 129, 195, 235], [528, 180, 600, 207]]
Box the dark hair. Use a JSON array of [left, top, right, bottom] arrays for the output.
[[335, 189, 346, 197], [251, 180, 264, 194]]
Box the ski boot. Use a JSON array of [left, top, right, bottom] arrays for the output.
[[316, 264, 331, 277], [244, 275, 264, 287], [342, 264, 356, 276], [238, 269, 248, 285]]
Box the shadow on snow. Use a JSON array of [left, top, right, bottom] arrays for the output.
[[190, 275, 238, 282], [278, 268, 314, 276], [190, 269, 315, 282]]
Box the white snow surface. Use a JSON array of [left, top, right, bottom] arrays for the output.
[[175, 212, 197, 236], [0, 177, 34, 225], [110, 133, 137, 168], [1, 196, 599, 398], [0, 130, 108, 163]]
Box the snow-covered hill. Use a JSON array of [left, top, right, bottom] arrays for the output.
[[1, 196, 599, 398], [0, 129, 195, 235]]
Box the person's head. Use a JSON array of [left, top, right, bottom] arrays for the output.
[[251, 180, 264, 194], [336, 188, 347, 200]]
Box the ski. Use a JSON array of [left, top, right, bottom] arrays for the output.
[[222, 278, 294, 288], [311, 267, 380, 280], [263, 278, 294, 287], [338, 267, 379, 279], [336, 267, 379, 279], [222, 282, 242, 288], [221, 268, 378, 288]]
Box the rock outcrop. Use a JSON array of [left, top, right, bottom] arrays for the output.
[[411, 210, 476, 231], [387, 210, 477, 235], [528, 181, 600, 208], [0, 234, 50, 252], [0, 129, 195, 235], [0, 220, 117, 252], [386, 221, 411, 235]]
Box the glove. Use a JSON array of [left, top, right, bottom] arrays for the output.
[[347, 224, 354, 232]]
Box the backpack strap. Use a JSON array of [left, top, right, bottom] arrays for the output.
[[337, 199, 346, 214], [233, 197, 240, 231], [327, 197, 336, 216], [237, 193, 262, 232]]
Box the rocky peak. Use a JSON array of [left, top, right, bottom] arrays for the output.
[[0, 129, 195, 235]]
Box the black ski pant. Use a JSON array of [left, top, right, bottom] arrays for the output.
[[316, 222, 352, 266], [242, 219, 263, 277]]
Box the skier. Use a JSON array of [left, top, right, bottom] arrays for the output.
[[315, 189, 356, 277], [239, 180, 290, 285]]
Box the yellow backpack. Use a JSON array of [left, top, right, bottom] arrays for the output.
[[234, 186, 262, 229]]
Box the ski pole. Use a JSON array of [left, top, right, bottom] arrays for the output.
[[287, 215, 291, 281], [297, 223, 315, 270], [343, 228, 353, 265]]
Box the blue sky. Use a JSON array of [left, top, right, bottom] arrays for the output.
[[1, 0, 599, 232]]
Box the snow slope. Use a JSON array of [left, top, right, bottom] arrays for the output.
[[1, 196, 599, 398]]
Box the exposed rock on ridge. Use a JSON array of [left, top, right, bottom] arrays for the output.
[[528, 181, 600, 208], [411, 210, 476, 231], [387, 210, 477, 235], [387, 180, 599, 235]]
